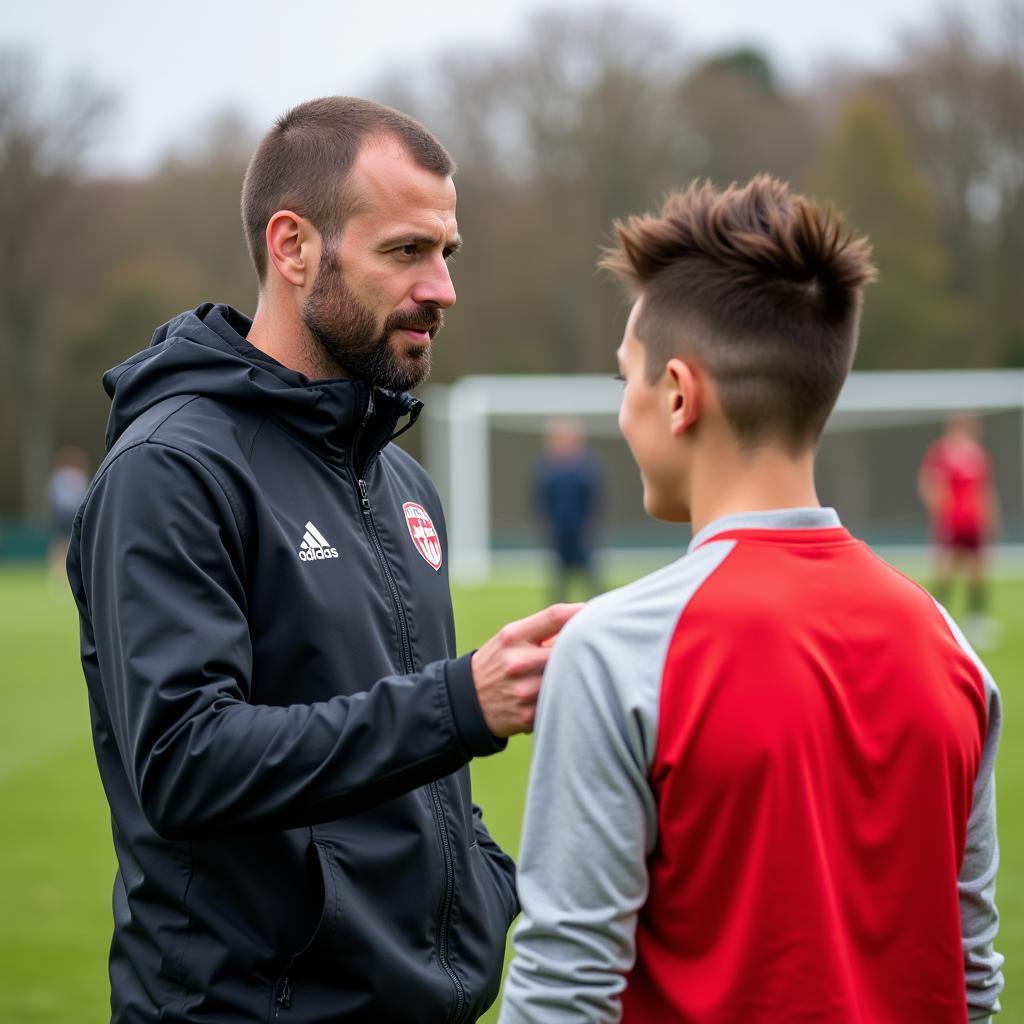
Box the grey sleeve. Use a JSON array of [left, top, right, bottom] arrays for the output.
[[498, 606, 659, 1024], [937, 606, 1005, 1021], [961, 679, 1004, 1022]]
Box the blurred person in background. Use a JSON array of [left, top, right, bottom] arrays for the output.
[[500, 177, 1002, 1024], [919, 413, 1001, 650], [65, 96, 579, 1024], [533, 417, 603, 602], [46, 445, 89, 579]]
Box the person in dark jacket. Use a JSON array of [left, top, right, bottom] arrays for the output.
[[66, 96, 577, 1024], [533, 418, 602, 602]]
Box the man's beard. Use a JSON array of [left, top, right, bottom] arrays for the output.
[[301, 251, 443, 391]]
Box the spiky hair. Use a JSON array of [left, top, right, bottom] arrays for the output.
[[602, 175, 876, 450]]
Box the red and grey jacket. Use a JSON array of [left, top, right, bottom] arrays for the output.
[[502, 508, 1002, 1024], [68, 303, 517, 1024]]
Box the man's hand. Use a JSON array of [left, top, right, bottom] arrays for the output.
[[471, 603, 583, 738]]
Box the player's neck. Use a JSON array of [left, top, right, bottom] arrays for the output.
[[687, 440, 820, 537]]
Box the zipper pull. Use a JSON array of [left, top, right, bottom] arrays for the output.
[[358, 478, 370, 511], [276, 976, 292, 1015]]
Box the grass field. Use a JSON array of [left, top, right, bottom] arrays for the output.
[[0, 564, 1020, 1022]]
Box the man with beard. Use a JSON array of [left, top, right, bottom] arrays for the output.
[[67, 97, 578, 1024]]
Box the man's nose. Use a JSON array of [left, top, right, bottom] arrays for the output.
[[411, 256, 457, 309]]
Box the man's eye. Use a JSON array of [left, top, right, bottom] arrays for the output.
[[400, 244, 419, 256], [613, 373, 627, 389]]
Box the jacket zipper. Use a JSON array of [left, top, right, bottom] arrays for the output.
[[269, 391, 382, 1020], [352, 390, 414, 676], [355, 474, 466, 1021], [274, 975, 292, 1016], [357, 476, 414, 674], [429, 778, 465, 1021], [353, 400, 466, 1022]]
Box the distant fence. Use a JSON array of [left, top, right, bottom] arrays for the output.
[[0, 522, 49, 561]]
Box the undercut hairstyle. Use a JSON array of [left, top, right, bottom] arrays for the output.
[[601, 175, 877, 452], [241, 97, 455, 281]]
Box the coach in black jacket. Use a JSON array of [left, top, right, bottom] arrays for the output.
[[67, 98, 576, 1024]]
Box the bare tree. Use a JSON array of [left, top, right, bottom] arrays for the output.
[[675, 48, 818, 188], [882, 5, 1024, 363], [0, 51, 112, 519], [811, 93, 966, 367]]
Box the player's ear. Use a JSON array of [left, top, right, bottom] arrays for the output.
[[265, 210, 319, 289], [665, 358, 701, 437]]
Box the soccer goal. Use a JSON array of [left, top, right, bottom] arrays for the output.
[[422, 370, 1024, 583]]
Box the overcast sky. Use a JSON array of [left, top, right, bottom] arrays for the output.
[[5, 0, 980, 176]]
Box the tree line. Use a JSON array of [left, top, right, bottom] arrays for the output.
[[1, 4, 1022, 517]]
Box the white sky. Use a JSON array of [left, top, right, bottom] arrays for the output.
[[4, 0, 978, 176]]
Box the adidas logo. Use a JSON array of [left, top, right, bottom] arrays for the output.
[[298, 521, 339, 562]]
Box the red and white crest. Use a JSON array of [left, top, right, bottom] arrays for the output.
[[403, 502, 442, 571]]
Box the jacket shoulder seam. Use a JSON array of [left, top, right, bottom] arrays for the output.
[[145, 393, 269, 471], [147, 392, 204, 437], [88, 435, 249, 544], [146, 438, 249, 542], [245, 416, 271, 462], [142, 394, 250, 538]]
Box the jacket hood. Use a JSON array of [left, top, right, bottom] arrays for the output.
[[102, 303, 422, 463]]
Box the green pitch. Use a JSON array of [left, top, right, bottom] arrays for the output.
[[0, 565, 1020, 1022]]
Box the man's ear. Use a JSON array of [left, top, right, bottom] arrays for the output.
[[665, 357, 701, 437], [265, 210, 320, 288]]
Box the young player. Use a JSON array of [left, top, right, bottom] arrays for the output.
[[919, 414, 1001, 649], [499, 177, 1003, 1023]]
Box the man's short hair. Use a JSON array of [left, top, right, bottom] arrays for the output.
[[601, 175, 877, 452], [241, 96, 455, 281]]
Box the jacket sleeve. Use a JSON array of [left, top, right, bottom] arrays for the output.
[[76, 440, 501, 840]]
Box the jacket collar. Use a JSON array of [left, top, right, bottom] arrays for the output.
[[104, 302, 422, 471]]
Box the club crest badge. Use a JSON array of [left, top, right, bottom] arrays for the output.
[[403, 502, 442, 571]]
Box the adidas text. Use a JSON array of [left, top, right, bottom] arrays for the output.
[[300, 547, 339, 561], [298, 521, 339, 562]]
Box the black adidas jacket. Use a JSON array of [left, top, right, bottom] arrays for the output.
[[66, 304, 518, 1024]]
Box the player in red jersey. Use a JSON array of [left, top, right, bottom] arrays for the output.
[[919, 414, 1001, 648], [499, 177, 1003, 1023]]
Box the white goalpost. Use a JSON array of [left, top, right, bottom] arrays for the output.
[[422, 370, 1024, 583]]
